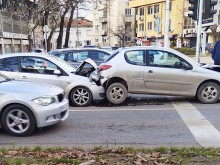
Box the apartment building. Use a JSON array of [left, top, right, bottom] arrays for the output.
[[92, 0, 136, 47], [129, 0, 184, 47], [0, 11, 29, 54], [53, 17, 94, 48]]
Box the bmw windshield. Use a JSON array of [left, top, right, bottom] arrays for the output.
[[50, 55, 77, 72]]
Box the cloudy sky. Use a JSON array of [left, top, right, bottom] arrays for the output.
[[74, 2, 92, 20]]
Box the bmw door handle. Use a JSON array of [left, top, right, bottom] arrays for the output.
[[148, 70, 153, 73], [21, 76, 27, 79]]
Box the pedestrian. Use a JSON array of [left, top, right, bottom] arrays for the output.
[[211, 40, 220, 65]]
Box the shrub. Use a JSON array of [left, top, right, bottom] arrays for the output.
[[173, 47, 196, 55]]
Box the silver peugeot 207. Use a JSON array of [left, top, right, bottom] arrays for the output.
[[96, 46, 220, 105], [0, 73, 69, 136]]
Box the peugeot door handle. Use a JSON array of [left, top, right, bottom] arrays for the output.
[[148, 70, 153, 73], [21, 76, 27, 79]]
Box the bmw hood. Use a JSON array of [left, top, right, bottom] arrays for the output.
[[0, 80, 63, 96], [75, 58, 98, 74]]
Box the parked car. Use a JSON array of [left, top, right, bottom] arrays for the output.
[[0, 72, 69, 136], [94, 46, 220, 105], [0, 53, 105, 107], [48, 48, 111, 67], [191, 43, 214, 53], [111, 47, 119, 51], [101, 47, 114, 53], [32, 48, 47, 54], [83, 45, 97, 48], [205, 43, 214, 53]]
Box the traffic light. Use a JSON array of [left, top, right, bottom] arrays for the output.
[[0, 0, 7, 9], [203, 0, 218, 19], [188, 0, 198, 20], [209, 0, 218, 16]]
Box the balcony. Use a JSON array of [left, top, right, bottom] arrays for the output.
[[100, 30, 108, 36], [99, 17, 108, 23]]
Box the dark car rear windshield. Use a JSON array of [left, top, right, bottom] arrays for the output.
[[105, 50, 119, 62]]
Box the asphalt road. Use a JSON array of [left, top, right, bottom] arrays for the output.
[[1, 94, 220, 148]]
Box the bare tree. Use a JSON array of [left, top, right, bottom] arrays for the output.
[[5, 0, 62, 51], [61, 0, 90, 49], [109, 15, 131, 47]]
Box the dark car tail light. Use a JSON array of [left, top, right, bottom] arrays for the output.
[[99, 65, 112, 71]]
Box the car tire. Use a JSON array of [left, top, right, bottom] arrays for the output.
[[197, 82, 220, 104], [70, 86, 92, 107], [106, 83, 128, 105], [1, 105, 36, 136]]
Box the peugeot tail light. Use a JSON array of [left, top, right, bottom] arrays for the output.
[[99, 65, 112, 71]]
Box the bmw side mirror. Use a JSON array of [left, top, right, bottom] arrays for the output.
[[54, 70, 61, 75], [182, 62, 193, 70]]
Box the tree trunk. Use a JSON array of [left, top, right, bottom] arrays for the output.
[[211, 25, 217, 44], [47, 22, 58, 51], [64, 6, 75, 48], [57, 7, 69, 49], [28, 35, 33, 52], [43, 11, 50, 51]]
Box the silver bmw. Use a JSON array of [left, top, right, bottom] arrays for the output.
[[97, 46, 220, 104], [0, 73, 69, 136], [0, 53, 105, 107]]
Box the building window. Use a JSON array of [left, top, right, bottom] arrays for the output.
[[125, 35, 131, 42], [86, 30, 92, 36], [154, 5, 159, 14], [76, 41, 82, 47], [85, 40, 91, 45], [103, 9, 107, 18], [125, 8, 132, 16], [102, 36, 107, 43], [125, 22, 132, 29], [147, 22, 152, 30], [102, 22, 107, 30], [148, 6, 153, 15], [101, 0, 107, 4], [139, 23, 144, 32], [95, 25, 100, 31], [95, 38, 99, 43], [140, 8, 144, 16]]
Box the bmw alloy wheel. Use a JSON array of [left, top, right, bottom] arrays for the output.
[[2, 105, 36, 136], [70, 87, 92, 106]]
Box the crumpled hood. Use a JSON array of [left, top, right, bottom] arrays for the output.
[[0, 80, 63, 97]]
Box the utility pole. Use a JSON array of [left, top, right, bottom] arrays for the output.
[[195, 0, 203, 63], [164, 0, 170, 48], [76, 6, 79, 48]]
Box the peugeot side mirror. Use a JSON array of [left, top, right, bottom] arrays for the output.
[[182, 62, 193, 70]]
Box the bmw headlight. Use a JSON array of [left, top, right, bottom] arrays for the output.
[[33, 96, 56, 106]]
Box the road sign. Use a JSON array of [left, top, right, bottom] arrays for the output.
[[136, 39, 141, 45]]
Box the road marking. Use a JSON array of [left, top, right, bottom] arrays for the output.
[[171, 100, 220, 147], [69, 107, 177, 112]]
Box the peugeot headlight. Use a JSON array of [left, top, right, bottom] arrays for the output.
[[33, 96, 56, 106]]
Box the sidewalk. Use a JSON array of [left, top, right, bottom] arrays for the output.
[[190, 55, 213, 64]]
